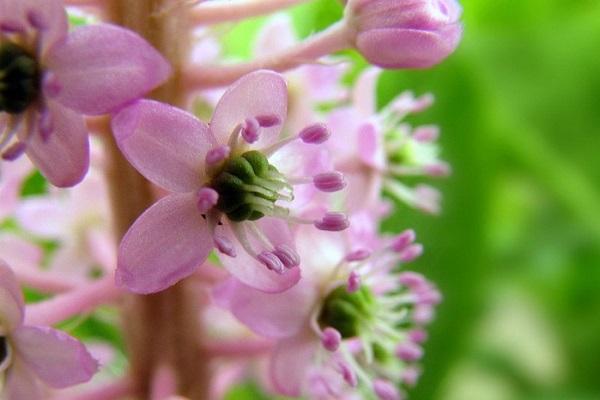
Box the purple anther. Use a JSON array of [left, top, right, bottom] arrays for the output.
[[255, 114, 282, 127], [0, 20, 25, 33], [346, 249, 371, 262], [214, 235, 236, 257], [424, 162, 451, 177], [347, 271, 361, 293], [395, 342, 423, 362], [314, 212, 349, 232], [258, 251, 285, 274], [273, 245, 300, 269], [399, 243, 423, 262], [241, 117, 260, 143], [412, 304, 434, 325], [415, 288, 442, 306], [321, 327, 342, 352], [397, 272, 426, 289], [401, 366, 421, 387], [373, 379, 402, 400], [390, 229, 416, 252], [337, 361, 357, 387], [412, 125, 440, 142], [313, 171, 346, 192], [407, 329, 428, 344], [197, 187, 219, 213], [298, 123, 330, 144], [1, 142, 26, 161], [205, 145, 230, 166]]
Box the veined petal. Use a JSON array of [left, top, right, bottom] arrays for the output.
[[0, 259, 24, 332], [46, 24, 171, 115], [12, 325, 98, 387], [112, 100, 212, 193], [218, 218, 300, 293], [214, 278, 316, 339], [270, 331, 318, 397], [116, 193, 212, 294], [24, 101, 89, 188], [211, 70, 287, 148]]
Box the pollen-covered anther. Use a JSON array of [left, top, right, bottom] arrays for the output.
[[257, 251, 285, 274], [314, 212, 349, 232], [272, 244, 300, 269], [298, 123, 330, 144], [313, 171, 346, 192]]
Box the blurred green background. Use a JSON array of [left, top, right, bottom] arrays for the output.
[[224, 0, 600, 399]]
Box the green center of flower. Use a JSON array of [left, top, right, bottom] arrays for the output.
[[209, 150, 292, 222], [0, 42, 41, 114], [319, 286, 376, 338]]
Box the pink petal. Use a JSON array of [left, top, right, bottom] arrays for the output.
[[5, 359, 43, 400], [0, 157, 32, 220], [24, 101, 89, 188], [0, 234, 43, 273], [15, 197, 67, 237], [112, 100, 212, 193], [116, 193, 212, 294], [214, 278, 316, 339], [217, 218, 300, 293], [12, 325, 98, 387], [46, 24, 171, 115], [211, 70, 287, 148], [0, 259, 24, 330], [270, 331, 318, 396], [357, 122, 386, 169], [352, 67, 382, 117]]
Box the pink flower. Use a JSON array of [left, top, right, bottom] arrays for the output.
[[215, 224, 440, 398], [345, 0, 463, 68], [0, 259, 98, 399], [0, 157, 32, 220], [0, 0, 170, 187], [112, 70, 347, 294]]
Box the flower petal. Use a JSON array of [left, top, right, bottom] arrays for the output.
[[214, 278, 316, 339], [12, 325, 98, 387], [112, 100, 212, 193], [0, 259, 24, 332], [5, 359, 43, 400], [352, 67, 381, 117], [15, 197, 67, 237], [116, 193, 212, 294], [217, 218, 300, 293], [0, 157, 32, 221], [46, 24, 171, 115], [210, 70, 287, 147], [270, 331, 317, 396], [24, 101, 89, 188]]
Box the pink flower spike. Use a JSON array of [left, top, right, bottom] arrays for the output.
[[346, 248, 371, 262], [321, 327, 342, 352], [315, 212, 349, 231], [241, 117, 260, 143], [197, 187, 219, 213], [273, 245, 300, 269], [390, 229, 416, 252], [399, 244, 423, 263], [396, 342, 423, 362], [214, 235, 236, 257], [299, 123, 330, 144], [373, 379, 402, 400], [258, 251, 285, 274], [347, 271, 361, 292], [256, 114, 282, 127], [313, 171, 347, 192], [205, 145, 231, 166]]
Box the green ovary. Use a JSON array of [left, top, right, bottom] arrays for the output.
[[318, 286, 376, 339]]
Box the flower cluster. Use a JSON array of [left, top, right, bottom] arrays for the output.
[[0, 0, 462, 399]]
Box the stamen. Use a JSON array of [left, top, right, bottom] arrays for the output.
[[205, 145, 230, 166], [373, 379, 401, 400], [314, 212, 349, 231], [272, 244, 299, 269], [213, 234, 236, 257], [313, 171, 346, 192], [412, 125, 439, 142], [38, 107, 53, 142], [1, 141, 26, 160], [255, 114, 281, 127], [395, 342, 423, 362], [347, 271, 361, 293], [257, 251, 284, 274], [398, 244, 423, 263], [299, 123, 330, 144], [390, 229, 416, 253], [337, 361, 358, 387], [241, 117, 259, 143], [197, 187, 219, 213], [321, 327, 342, 352], [346, 249, 371, 262]]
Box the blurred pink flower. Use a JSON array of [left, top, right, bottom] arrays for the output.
[[112, 70, 347, 294], [0, 157, 32, 220], [0, 259, 98, 399], [0, 0, 170, 187]]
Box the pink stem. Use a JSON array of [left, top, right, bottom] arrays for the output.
[[58, 377, 133, 400], [183, 21, 351, 89], [150, 364, 178, 400], [191, 0, 310, 25], [203, 339, 273, 358], [25, 275, 121, 326]]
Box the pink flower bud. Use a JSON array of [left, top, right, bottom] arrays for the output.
[[313, 171, 347, 192], [346, 0, 463, 68], [299, 123, 330, 144]]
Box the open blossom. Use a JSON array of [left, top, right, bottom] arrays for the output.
[[344, 0, 463, 68], [327, 67, 449, 214], [0, 259, 98, 399], [0, 0, 170, 187], [112, 70, 348, 294], [215, 223, 440, 399]]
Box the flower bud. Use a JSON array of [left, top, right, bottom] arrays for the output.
[[345, 0, 463, 68]]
